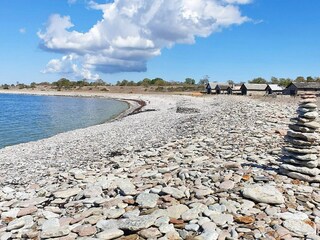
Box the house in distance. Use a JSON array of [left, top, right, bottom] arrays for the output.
[[205, 82, 230, 94], [283, 82, 320, 95], [265, 84, 284, 95], [240, 83, 268, 95]]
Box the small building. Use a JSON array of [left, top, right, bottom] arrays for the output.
[[240, 83, 268, 95], [205, 82, 217, 94], [215, 84, 230, 94], [283, 82, 320, 96], [227, 85, 241, 95], [265, 84, 284, 95], [205, 82, 229, 94]]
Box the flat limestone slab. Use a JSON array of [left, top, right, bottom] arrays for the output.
[[284, 146, 318, 154], [285, 136, 313, 147], [289, 124, 315, 133], [281, 164, 320, 176], [287, 130, 317, 142], [284, 151, 318, 161], [53, 188, 82, 199], [280, 169, 320, 183], [242, 185, 284, 205], [282, 157, 319, 168]]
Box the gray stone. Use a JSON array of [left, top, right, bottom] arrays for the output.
[[282, 157, 318, 168], [283, 219, 315, 236], [289, 124, 315, 133], [122, 209, 140, 219], [139, 227, 162, 238], [181, 208, 201, 221], [0, 232, 12, 240], [154, 216, 170, 227], [287, 130, 317, 142], [42, 218, 60, 231], [299, 111, 318, 119], [209, 213, 233, 226], [41, 227, 70, 239], [83, 185, 103, 198], [167, 204, 189, 219], [219, 180, 234, 190], [285, 136, 313, 146], [300, 121, 320, 129], [136, 192, 159, 208], [53, 188, 82, 199], [6, 217, 26, 230], [159, 223, 175, 233], [280, 169, 320, 183], [118, 215, 156, 231], [96, 229, 124, 240], [281, 164, 320, 176], [161, 187, 185, 199], [185, 223, 200, 232], [276, 212, 308, 220], [116, 178, 137, 196], [299, 103, 317, 109], [1, 208, 20, 220], [285, 152, 318, 161], [96, 219, 119, 230], [104, 208, 125, 219], [284, 146, 317, 154], [242, 185, 284, 204]]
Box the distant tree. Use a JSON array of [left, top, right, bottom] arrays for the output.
[[118, 79, 129, 86], [38, 82, 50, 86], [94, 79, 107, 86], [278, 78, 292, 87], [198, 75, 210, 85], [53, 78, 72, 90], [137, 78, 152, 87], [127, 81, 136, 86], [150, 78, 165, 85], [2, 84, 9, 89], [154, 79, 166, 86], [270, 77, 279, 84], [30, 82, 36, 89], [249, 77, 267, 84], [185, 78, 195, 85], [295, 76, 305, 82], [227, 80, 234, 85], [306, 76, 314, 82]]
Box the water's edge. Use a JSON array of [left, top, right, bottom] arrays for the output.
[[0, 92, 144, 149]]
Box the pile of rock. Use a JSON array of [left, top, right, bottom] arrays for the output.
[[280, 93, 320, 182]]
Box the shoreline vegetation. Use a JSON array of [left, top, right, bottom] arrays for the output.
[[0, 90, 319, 239]]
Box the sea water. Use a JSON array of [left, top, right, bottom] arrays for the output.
[[0, 93, 128, 149]]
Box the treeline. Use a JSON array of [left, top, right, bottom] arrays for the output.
[[3, 75, 320, 90], [115, 77, 196, 86], [1, 78, 110, 90], [1, 77, 199, 90], [248, 76, 320, 87]]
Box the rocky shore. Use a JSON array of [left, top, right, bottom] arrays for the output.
[[0, 94, 319, 239]]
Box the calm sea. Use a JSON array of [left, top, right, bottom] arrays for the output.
[[0, 93, 129, 149]]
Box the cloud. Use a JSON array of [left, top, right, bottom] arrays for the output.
[[42, 54, 100, 80], [67, 0, 77, 4], [38, 0, 251, 79], [19, 28, 26, 34]]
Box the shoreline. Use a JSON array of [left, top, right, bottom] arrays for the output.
[[0, 90, 146, 149]]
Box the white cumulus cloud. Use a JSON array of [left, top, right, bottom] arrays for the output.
[[38, 0, 251, 79], [19, 28, 26, 34]]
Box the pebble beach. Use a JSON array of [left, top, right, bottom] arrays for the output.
[[0, 93, 320, 239]]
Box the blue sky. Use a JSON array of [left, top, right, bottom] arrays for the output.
[[0, 0, 319, 84]]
